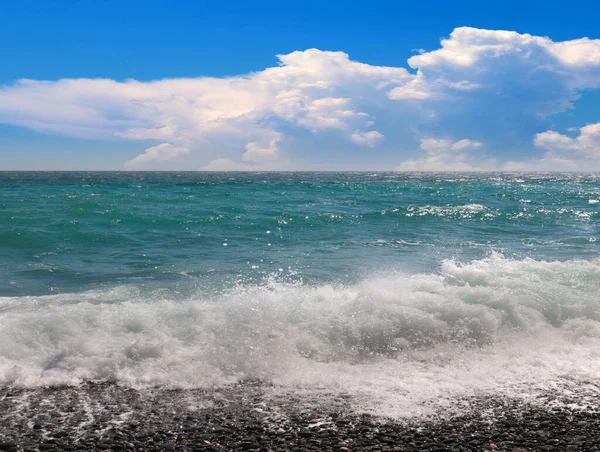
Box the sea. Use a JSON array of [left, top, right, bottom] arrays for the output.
[[1, 171, 600, 418]]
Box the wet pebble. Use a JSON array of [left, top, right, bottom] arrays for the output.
[[0, 382, 599, 450]]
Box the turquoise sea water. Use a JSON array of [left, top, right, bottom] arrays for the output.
[[2, 172, 599, 296], [1, 172, 600, 416]]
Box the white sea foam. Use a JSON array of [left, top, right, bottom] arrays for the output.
[[404, 204, 496, 219], [1, 254, 600, 417]]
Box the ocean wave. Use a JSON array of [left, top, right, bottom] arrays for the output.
[[1, 254, 600, 416]]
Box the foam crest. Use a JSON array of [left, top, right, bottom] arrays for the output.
[[1, 255, 600, 417]]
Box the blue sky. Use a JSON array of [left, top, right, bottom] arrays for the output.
[[1, 0, 600, 170]]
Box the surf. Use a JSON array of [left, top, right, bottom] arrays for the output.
[[1, 254, 599, 417]]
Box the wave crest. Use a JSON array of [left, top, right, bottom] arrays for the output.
[[1, 255, 600, 416]]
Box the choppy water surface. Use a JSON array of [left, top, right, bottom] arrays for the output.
[[1, 172, 600, 417]]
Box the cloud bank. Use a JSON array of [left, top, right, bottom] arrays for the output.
[[1, 27, 600, 170]]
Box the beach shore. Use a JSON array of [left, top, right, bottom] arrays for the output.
[[1, 381, 599, 451]]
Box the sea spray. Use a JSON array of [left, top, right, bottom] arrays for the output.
[[2, 171, 600, 417], [1, 255, 600, 416]]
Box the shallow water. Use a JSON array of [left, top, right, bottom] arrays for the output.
[[1, 171, 600, 417]]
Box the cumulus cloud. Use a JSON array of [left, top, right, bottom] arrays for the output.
[[419, 137, 481, 154], [1, 27, 600, 170], [524, 123, 600, 169], [397, 137, 486, 171], [242, 133, 282, 162], [419, 138, 452, 154], [0, 49, 412, 168], [535, 123, 600, 156], [400, 27, 600, 156], [351, 130, 384, 147], [408, 27, 600, 73], [124, 143, 190, 169], [450, 139, 483, 151], [387, 71, 432, 100]]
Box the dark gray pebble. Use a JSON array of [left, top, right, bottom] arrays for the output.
[[0, 381, 599, 451]]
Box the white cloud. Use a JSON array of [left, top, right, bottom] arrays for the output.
[[0, 49, 410, 168], [397, 137, 486, 171], [124, 143, 190, 169], [535, 123, 600, 156], [420, 138, 452, 153], [534, 130, 581, 152], [450, 139, 482, 151], [530, 122, 600, 169], [296, 97, 362, 131], [243, 133, 282, 162], [408, 27, 600, 71], [419, 138, 481, 154], [403, 27, 600, 117], [546, 38, 600, 66], [387, 71, 432, 100], [490, 122, 600, 171], [1, 27, 600, 170], [351, 130, 384, 147]]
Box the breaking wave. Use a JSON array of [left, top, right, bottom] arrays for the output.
[[1, 254, 600, 417]]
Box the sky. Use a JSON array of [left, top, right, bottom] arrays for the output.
[[1, 0, 600, 171]]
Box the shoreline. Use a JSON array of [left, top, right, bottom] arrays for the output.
[[1, 381, 599, 451]]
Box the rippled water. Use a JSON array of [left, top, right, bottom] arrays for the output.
[[2, 171, 599, 295], [1, 172, 600, 417]]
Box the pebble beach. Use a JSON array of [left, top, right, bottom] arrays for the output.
[[1, 380, 599, 451]]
